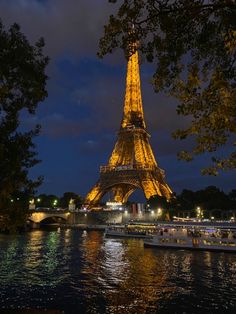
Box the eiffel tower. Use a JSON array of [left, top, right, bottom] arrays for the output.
[[85, 47, 172, 205]]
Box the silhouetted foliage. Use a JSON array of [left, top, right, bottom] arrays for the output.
[[229, 189, 236, 201], [99, 0, 236, 175], [148, 186, 236, 219], [35, 192, 83, 209], [175, 186, 236, 214], [37, 194, 59, 208], [0, 21, 48, 232], [60, 192, 83, 208], [147, 194, 168, 209]]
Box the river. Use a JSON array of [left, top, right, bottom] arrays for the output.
[[0, 228, 236, 313]]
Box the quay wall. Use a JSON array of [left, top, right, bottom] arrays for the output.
[[67, 211, 163, 225], [67, 211, 123, 225], [28, 210, 165, 227]]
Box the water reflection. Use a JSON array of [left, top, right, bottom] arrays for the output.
[[0, 237, 19, 284], [24, 230, 44, 270], [101, 239, 173, 314], [0, 230, 236, 313], [103, 240, 129, 287]]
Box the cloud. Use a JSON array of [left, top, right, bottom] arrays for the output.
[[22, 112, 83, 138], [1, 0, 189, 139], [41, 113, 81, 138], [0, 0, 117, 59]]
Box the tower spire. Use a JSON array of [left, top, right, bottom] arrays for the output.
[[121, 46, 146, 129]]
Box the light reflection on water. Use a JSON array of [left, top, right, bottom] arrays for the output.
[[0, 229, 236, 313]]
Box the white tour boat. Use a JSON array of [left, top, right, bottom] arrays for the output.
[[143, 223, 236, 252], [104, 222, 157, 239]]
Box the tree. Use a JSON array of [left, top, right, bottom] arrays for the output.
[[177, 189, 196, 211], [194, 186, 229, 210], [60, 192, 83, 208], [229, 189, 236, 201], [99, 0, 236, 175], [172, 186, 235, 218], [147, 194, 176, 220], [0, 22, 49, 231], [37, 194, 59, 208], [147, 194, 168, 209]]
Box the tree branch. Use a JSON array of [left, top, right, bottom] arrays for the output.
[[136, 3, 236, 25]]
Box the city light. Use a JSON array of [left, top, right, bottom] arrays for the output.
[[196, 206, 204, 219]]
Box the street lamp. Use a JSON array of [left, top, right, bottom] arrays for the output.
[[196, 206, 203, 219]]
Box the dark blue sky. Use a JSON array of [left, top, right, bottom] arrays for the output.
[[1, 0, 235, 199]]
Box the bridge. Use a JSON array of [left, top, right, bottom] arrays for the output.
[[28, 210, 71, 226], [28, 209, 124, 227]]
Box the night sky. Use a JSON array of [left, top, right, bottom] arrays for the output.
[[1, 0, 235, 200]]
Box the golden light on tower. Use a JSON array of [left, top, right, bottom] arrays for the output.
[[85, 41, 172, 205]]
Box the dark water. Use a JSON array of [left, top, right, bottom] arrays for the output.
[[0, 229, 236, 314]]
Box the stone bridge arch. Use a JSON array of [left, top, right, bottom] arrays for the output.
[[29, 212, 70, 224]]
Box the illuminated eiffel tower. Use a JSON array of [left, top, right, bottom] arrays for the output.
[[85, 47, 172, 205]]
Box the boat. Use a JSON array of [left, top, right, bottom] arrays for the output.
[[104, 222, 157, 238], [143, 223, 236, 252]]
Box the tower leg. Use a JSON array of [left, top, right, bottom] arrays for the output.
[[141, 172, 172, 200], [85, 182, 103, 205], [112, 185, 136, 203]]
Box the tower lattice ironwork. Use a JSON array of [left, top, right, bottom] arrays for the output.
[[85, 49, 172, 205]]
